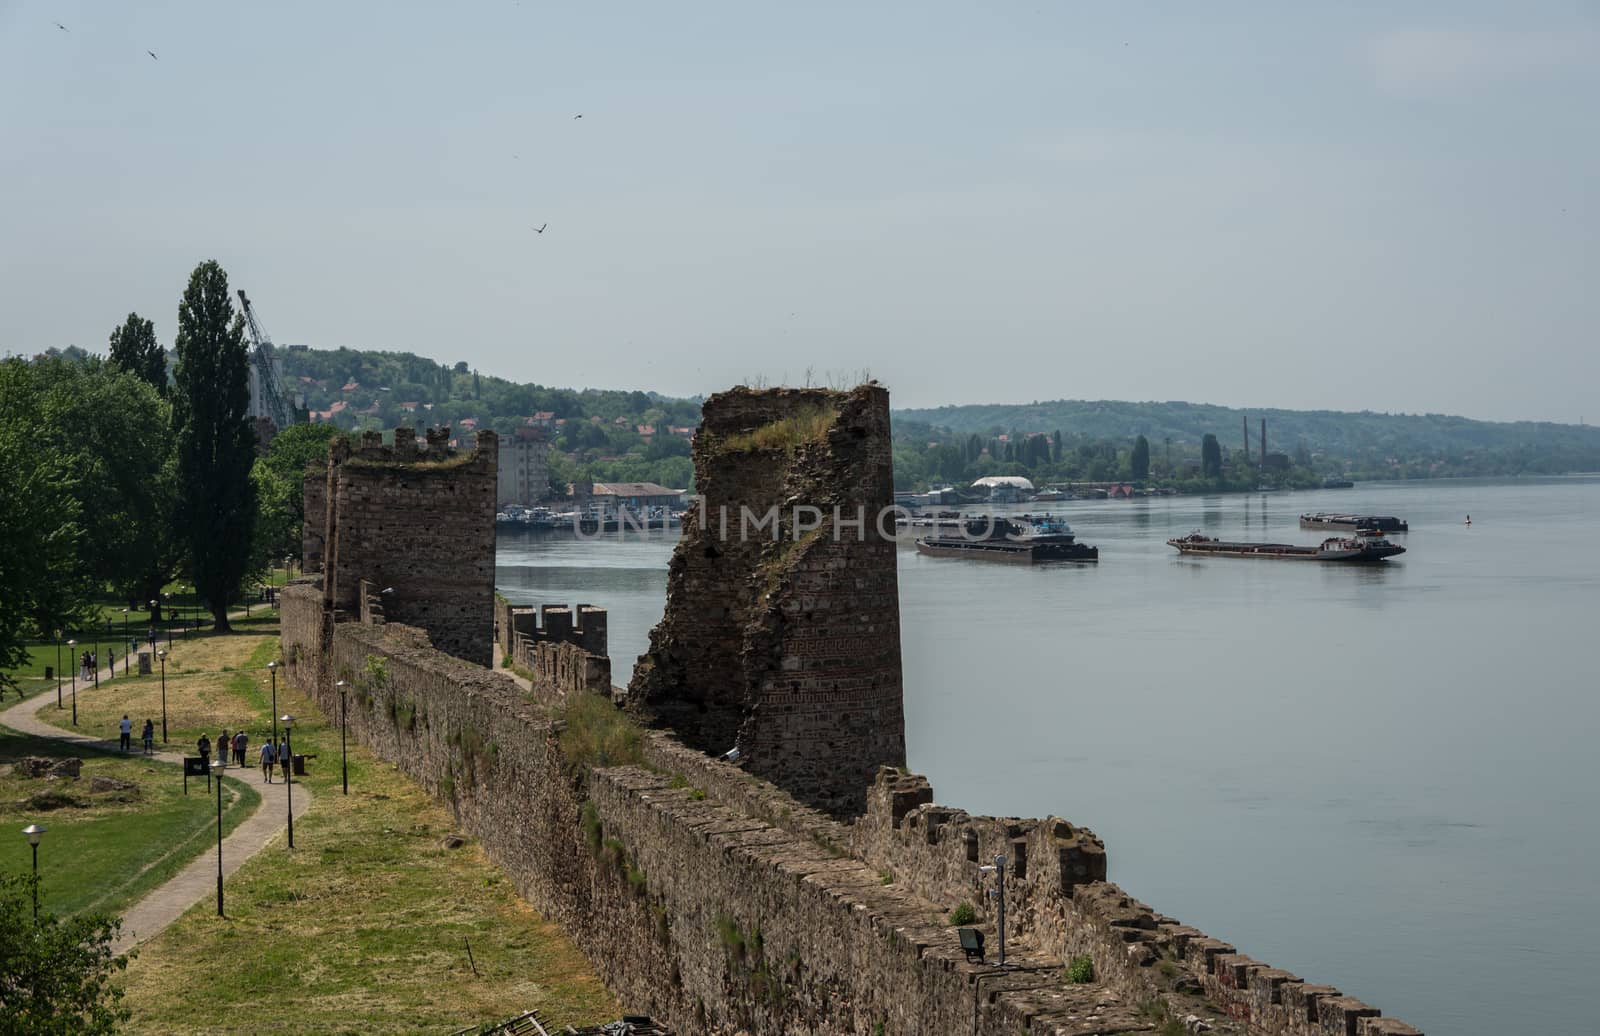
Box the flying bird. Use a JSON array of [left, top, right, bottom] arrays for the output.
[[573, 114, 583, 119], [532, 224, 547, 234], [55, 21, 69, 31], [147, 50, 158, 60]]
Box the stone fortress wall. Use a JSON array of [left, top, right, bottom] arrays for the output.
[[279, 406, 1421, 1035], [313, 425, 497, 667], [626, 385, 906, 818]]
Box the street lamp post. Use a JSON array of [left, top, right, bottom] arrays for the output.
[[157, 649, 168, 743], [336, 680, 348, 795], [216, 770, 225, 917], [120, 608, 130, 675], [22, 824, 46, 920], [67, 639, 76, 726], [267, 662, 278, 747], [280, 715, 295, 848]]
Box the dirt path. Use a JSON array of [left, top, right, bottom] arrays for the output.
[[0, 635, 314, 955]]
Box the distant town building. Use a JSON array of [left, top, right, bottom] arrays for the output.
[[498, 426, 551, 507], [584, 481, 683, 510]]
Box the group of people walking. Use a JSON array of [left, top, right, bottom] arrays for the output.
[[196, 728, 293, 783], [113, 719, 295, 782]]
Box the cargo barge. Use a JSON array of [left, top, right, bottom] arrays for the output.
[[1300, 512, 1409, 533], [917, 517, 1098, 563], [1168, 532, 1405, 562]]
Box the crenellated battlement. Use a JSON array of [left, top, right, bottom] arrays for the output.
[[497, 601, 612, 704], [853, 768, 1421, 1036]]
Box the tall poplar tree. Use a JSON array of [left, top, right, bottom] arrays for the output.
[[1201, 433, 1223, 479], [172, 260, 256, 632], [107, 313, 166, 396], [1131, 435, 1150, 482]]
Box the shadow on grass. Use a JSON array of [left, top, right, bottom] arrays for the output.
[[0, 722, 105, 762]]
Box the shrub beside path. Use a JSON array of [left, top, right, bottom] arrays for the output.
[[0, 648, 313, 955]]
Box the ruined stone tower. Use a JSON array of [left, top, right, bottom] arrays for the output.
[[303, 426, 498, 667], [627, 384, 906, 816]]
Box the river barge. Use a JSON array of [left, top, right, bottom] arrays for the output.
[[1168, 532, 1405, 562], [1299, 512, 1408, 533], [916, 517, 1098, 563]]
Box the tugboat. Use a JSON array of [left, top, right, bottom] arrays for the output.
[[916, 517, 1098, 563], [1300, 512, 1409, 534], [1168, 532, 1405, 562]]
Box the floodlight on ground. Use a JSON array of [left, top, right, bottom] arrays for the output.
[[958, 926, 985, 964]]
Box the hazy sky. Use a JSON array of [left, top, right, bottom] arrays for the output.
[[2, 2, 1595, 422]]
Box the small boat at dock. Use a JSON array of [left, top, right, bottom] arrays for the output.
[[1300, 512, 1409, 533], [1168, 533, 1405, 563]]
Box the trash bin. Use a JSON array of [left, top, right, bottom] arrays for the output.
[[44, 665, 53, 681], [293, 754, 307, 776]]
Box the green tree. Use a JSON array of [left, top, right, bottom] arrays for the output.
[[0, 873, 131, 1034], [25, 357, 178, 616], [252, 422, 342, 571], [106, 312, 166, 397], [0, 363, 93, 695], [1201, 433, 1222, 478], [1131, 435, 1150, 482], [173, 260, 257, 632]]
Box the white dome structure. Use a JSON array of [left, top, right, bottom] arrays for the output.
[[971, 476, 1035, 491]]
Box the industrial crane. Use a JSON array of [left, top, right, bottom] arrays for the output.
[[237, 290, 298, 433]]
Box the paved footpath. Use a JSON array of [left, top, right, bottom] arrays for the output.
[[0, 647, 314, 955]]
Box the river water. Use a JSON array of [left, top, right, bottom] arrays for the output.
[[496, 477, 1600, 1035]]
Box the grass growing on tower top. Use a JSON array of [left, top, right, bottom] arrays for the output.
[[720, 403, 836, 453]]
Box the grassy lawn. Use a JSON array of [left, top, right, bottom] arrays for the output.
[[85, 611, 619, 1033], [34, 622, 284, 752], [121, 746, 618, 1034], [0, 726, 260, 919], [2, 581, 287, 694]]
